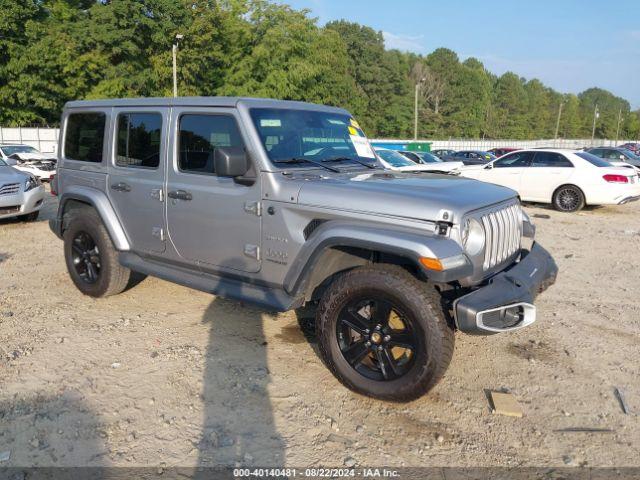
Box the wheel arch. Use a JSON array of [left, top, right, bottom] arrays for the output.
[[552, 183, 586, 206], [284, 221, 465, 302], [56, 187, 130, 251]]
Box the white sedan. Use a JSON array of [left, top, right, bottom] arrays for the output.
[[0, 144, 57, 181], [458, 149, 640, 212], [374, 148, 461, 174]]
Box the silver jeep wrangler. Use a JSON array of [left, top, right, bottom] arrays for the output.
[[50, 97, 557, 401]]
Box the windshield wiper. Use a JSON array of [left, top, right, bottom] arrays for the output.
[[322, 156, 377, 169], [273, 157, 341, 173]]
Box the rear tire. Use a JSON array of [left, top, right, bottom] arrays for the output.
[[552, 185, 585, 212], [316, 265, 454, 402], [63, 207, 132, 298]]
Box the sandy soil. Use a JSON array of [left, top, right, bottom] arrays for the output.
[[0, 188, 639, 469]]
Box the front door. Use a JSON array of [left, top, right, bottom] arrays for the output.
[[521, 151, 574, 202], [476, 151, 534, 193], [107, 108, 167, 254], [165, 108, 262, 273]]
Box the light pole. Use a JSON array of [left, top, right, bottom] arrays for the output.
[[172, 34, 184, 98], [591, 104, 599, 144], [554, 100, 565, 142], [615, 108, 623, 143], [414, 77, 425, 141]]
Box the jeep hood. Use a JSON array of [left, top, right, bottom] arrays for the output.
[[297, 171, 517, 223]]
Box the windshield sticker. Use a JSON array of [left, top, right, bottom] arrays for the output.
[[348, 126, 358, 136], [260, 119, 282, 127], [350, 118, 362, 129], [350, 135, 375, 158]]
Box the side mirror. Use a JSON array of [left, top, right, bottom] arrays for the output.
[[620, 155, 626, 161], [484, 163, 493, 170], [214, 147, 249, 177]]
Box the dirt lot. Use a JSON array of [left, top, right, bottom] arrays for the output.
[[0, 189, 639, 469]]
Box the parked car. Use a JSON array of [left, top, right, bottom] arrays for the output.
[[586, 147, 640, 169], [374, 148, 462, 173], [0, 144, 57, 181], [50, 97, 557, 402], [443, 150, 497, 165], [431, 149, 456, 159], [399, 150, 464, 172], [619, 143, 640, 154], [488, 147, 518, 158], [458, 149, 640, 212], [0, 158, 46, 221]]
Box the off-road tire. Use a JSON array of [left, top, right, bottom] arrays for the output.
[[19, 211, 39, 222], [552, 184, 585, 212], [316, 265, 455, 402], [63, 207, 132, 298]]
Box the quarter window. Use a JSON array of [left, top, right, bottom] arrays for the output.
[[178, 115, 244, 174], [532, 152, 573, 168], [116, 113, 162, 168], [65, 113, 106, 163]]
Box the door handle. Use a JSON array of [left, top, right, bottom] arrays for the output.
[[111, 182, 131, 192], [167, 190, 193, 201]]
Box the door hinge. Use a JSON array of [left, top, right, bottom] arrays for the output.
[[244, 244, 260, 260], [152, 227, 165, 241], [151, 188, 164, 202], [244, 201, 261, 217]]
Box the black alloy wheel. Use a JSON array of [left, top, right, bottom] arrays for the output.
[[71, 231, 101, 284], [336, 297, 418, 381]]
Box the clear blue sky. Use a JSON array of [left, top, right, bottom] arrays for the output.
[[279, 0, 640, 108]]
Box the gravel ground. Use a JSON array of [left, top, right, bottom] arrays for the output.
[[0, 189, 639, 469]]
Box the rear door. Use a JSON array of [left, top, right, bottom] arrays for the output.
[[165, 108, 262, 273], [522, 151, 574, 202], [107, 108, 167, 254]]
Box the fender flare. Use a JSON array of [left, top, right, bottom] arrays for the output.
[[284, 221, 467, 297], [55, 186, 131, 251]]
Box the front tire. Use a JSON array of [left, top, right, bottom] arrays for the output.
[[552, 185, 585, 212], [63, 208, 132, 298], [316, 265, 454, 402]]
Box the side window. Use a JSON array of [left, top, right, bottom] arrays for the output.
[[494, 151, 533, 168], [65, 112, 106, 163], [116, 113, 162, 168], [532, 152, 573, 168], [590, 148, 604, 157], [603, 149, 621, 160], [456, 152, 466, 158], [178, 115, 244, 175]]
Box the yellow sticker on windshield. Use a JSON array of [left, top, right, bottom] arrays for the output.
[[348, 126, 358, 136], [350, 118, 361, 129]]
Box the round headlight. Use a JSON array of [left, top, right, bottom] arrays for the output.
[[461, 218, 485, 256]]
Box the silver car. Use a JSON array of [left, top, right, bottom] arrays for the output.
[[50, 97, 557, 401], [0, 158, 46, 221]]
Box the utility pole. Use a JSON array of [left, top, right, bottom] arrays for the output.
[[615, 108, 623, 143], [414, 77, 425, 141], [172, 34, 184, 98], [554, 101, 564, 142], [591, 104, 599, 144]]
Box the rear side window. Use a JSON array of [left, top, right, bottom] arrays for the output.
[[532, 152, 573, 168], [178, 114, 244, 175], [116, 113, 162, 168], [65, 113, 106, 163]]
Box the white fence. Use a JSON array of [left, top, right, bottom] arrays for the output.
[[0, 127, 59, 154], [373, 138, 637, 151], [0, 126, 636, 155]]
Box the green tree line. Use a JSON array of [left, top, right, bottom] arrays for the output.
[[1, 0, 639, 140]]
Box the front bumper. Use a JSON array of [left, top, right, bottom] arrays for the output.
[[454, 242, 557, 335], [0, 185, 45, 220]]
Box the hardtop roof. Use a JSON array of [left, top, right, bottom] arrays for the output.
[[63, 96, 350, 114]]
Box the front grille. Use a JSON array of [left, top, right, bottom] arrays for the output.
[[0, 183, 20, 196], [481, 203, 522, 270]]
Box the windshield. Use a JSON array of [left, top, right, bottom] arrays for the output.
[[1, 145, 38, 156], [620, 148, 640, 160], [418, 152, 442, 163], [375, 149, 415, 167], [250, 108, 376, 168], [576, 152, 613, 167]]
